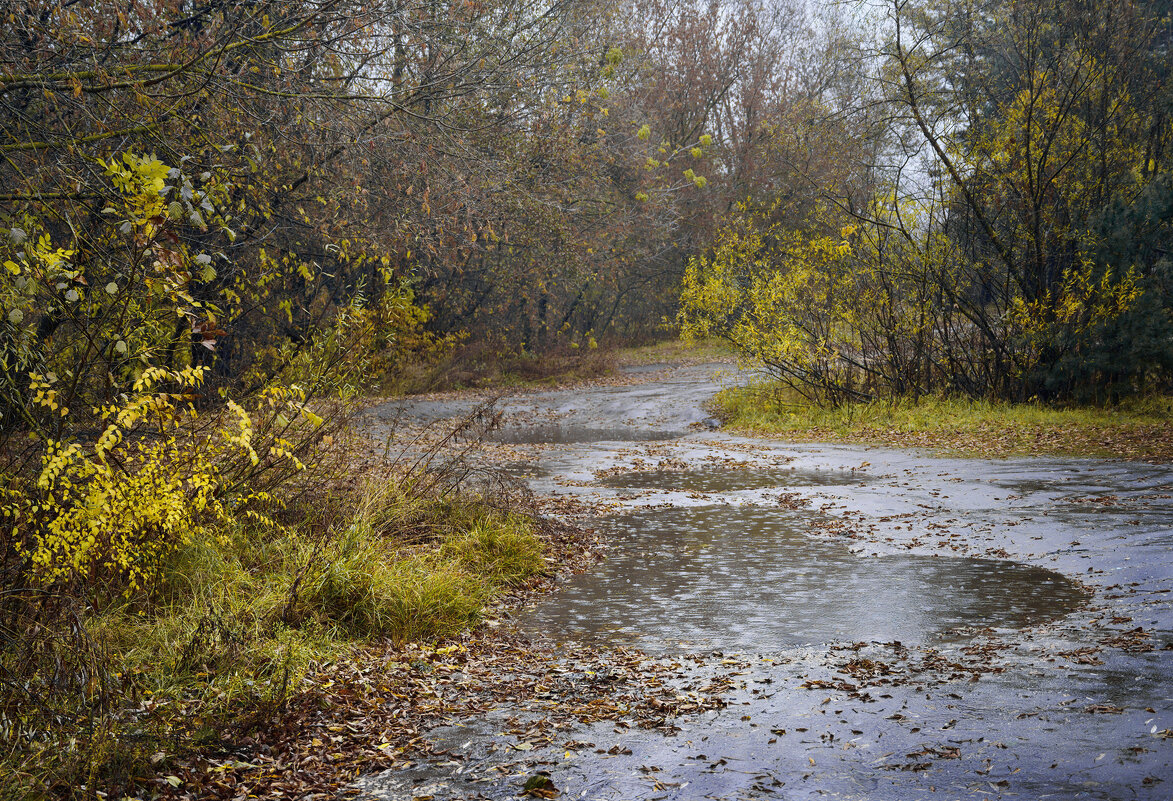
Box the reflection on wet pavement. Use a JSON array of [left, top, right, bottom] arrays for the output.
[[597, 466, 873, 491], [490, 425, 685, 444], [517, 505, 1086, 650]]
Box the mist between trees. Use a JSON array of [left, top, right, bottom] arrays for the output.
[[0, 0, 1169, 795]]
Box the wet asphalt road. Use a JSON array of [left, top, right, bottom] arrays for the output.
[[360, 363, 1173, 800]]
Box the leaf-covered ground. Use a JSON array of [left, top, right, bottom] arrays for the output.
[[731, 419, 1173, 464]]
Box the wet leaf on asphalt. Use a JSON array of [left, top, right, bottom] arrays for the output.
[[521, 772, 558, 798]]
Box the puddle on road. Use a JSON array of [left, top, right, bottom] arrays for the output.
[[489, 461, 550, 480], [517, 505, 1085, 652], [597, 465, 874, 492], [489, 425, 684, 444]]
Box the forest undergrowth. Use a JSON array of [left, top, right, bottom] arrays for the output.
[[386, 340, 618, 395]]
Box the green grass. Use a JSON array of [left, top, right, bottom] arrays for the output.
[[439, 515, 543, 585], [715, 381, 1173, 461], [302, 501, 541, 642]]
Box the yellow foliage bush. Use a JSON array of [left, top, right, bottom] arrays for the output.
[[678, 201, 866, 401], [2, 365, 320, 596], [1010, 260, 1144, 377], [679, 193, 1149, 403]]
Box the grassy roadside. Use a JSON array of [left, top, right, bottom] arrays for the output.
[[715, 382, 1173, 463], [385, 343, 616, 393], [2, 458, 550, 800]]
